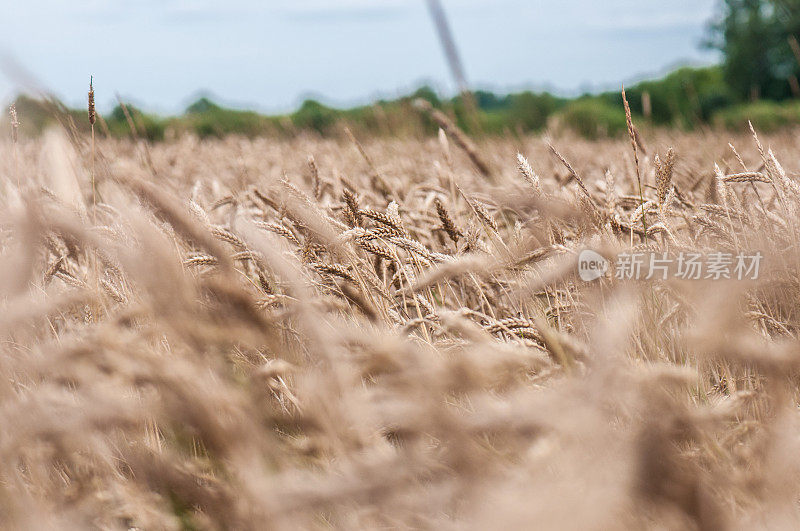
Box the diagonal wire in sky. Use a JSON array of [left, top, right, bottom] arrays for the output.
[[425, 0, 469, 94]]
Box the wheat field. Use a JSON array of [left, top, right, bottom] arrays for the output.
[[2, 116, 800, 529]]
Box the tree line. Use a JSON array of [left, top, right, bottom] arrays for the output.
[[5, 1, 800, 140]]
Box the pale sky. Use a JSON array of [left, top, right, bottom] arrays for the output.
[[2, 0, 720, 114]]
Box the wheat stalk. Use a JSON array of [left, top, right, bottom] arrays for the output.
[[88, 77, 96, 211], [434, 198, 462, 243], [413, 98, 494, 179], [9, 104, 20, 189], [622, 85, 646, 234], [517, 153, 542, 195]]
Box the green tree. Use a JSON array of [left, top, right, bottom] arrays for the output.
[[292, 100, 338, 134], [708, 0, 800, 101], [185, 97, 220, 114]]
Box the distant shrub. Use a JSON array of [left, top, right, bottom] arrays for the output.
[[192, 110, 270, 138], [185, 97, 221, 114], [559, 99, 627, 138], [473, 90, 511, 111], [10, 95, 54, 134], [479, 111, 514, 135], [447, 90, 564, 135], [178, 97, 280, 138], [136, 115, 166, 142], [105, 104, 165, 141], [597, 66, 732, 128], [508, 92, 563, 132], [292, 100, 339, 134], [698, 91, 734, 122], [713, 101, 800, 132], [410, 86, 441, 107]]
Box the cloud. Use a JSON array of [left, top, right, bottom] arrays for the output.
[[276, 0, 414, 20], [584, 13, 711, 32], [282, 0, 412, 11]]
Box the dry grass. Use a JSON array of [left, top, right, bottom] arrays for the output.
[[2, 122, 800, 529]]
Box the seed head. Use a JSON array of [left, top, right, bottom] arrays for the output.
[[88, 76, 96, 125], [307, 155, 321, 200], [342, 189, 361, 227], [516, 153, 541, 195], [434, 198, 461, 243], [654, 148, 676, 206], [9, 104, 19, 144]]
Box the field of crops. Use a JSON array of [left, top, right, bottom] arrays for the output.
[[2, 118, 800, 528]]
